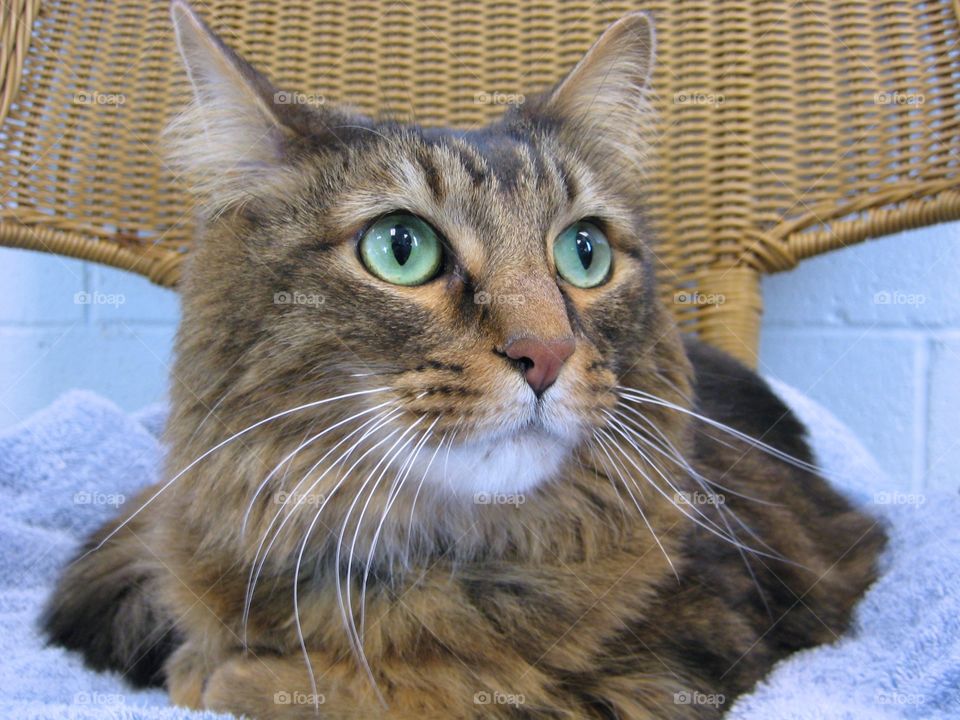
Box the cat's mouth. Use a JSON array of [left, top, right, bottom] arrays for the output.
[[394, 351, 608, 497]]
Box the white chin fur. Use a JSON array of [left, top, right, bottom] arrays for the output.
[[419, 428, 572, 498]]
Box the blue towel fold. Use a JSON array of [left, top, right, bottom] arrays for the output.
[[0, 386, 956, 719]]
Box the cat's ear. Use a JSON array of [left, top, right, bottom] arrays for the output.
[[522, 12, 656, 173], [166, 0, 309, 210]]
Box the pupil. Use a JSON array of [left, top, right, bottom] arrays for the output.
[[391, 225, 414, 265], [575, 231, 593, 269]]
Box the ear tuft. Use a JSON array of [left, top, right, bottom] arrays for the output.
[[165, 0, 304, 212], [521, 12, 657, 177]]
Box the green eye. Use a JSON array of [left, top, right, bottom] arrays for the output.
[[553, 221, 612, 288], [359, 213, 443, 286]]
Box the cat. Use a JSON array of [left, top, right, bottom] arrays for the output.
[[42, 2, 886, 718]]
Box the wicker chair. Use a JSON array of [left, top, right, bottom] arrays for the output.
[[2, 0, 959, 365]]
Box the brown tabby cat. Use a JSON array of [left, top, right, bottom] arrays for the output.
[[43, 2, 886, 718]]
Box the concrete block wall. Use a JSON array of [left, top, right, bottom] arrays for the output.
[[0, 248, 179, 428], [759, 223, 960, 493], [0, 223, 957, 494]]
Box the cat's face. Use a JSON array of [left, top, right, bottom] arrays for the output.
[[169, 3, 686, 498]]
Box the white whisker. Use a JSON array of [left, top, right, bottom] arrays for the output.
[[242, 400, 397, 535], [580, 438, 630, 517], [597, 424, 778, 560], [405, 432, 448, 559], [609, 405, 802, 581], [334, 416, 424, 700], [344, 419, 426, 651], [82, 387, 392, 560], [591, 431, 677, 580], [616, 386, 825, 476], [612, 405, 779, 507], [360, 418, 437, 639], [601, 417, 731, 536], [291, 419, 408, 711], [242, 406, 401, 644], [609, 412, 773, 612]]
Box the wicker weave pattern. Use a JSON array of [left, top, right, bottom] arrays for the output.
[[2, 1, 959, 363]]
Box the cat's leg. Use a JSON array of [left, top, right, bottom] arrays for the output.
[[166, 640, 214, 709], [41, 483, 178, 686]]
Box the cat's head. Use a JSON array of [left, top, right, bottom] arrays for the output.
[[167, 1, 690, 501]]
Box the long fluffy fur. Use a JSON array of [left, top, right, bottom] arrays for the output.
[[43, 4, 885, 718]]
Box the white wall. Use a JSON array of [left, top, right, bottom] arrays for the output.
[[0, 250, 178, 426], [759, 224, 960, 493]]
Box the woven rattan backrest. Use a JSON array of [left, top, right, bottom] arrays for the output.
[[3, 0, 960, 364]]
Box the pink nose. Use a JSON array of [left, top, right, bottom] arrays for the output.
[[504, 336, 576, 397]]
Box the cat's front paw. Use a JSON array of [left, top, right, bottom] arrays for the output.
[[203, 656, 325, 719], [166, 641, 209, 710]]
